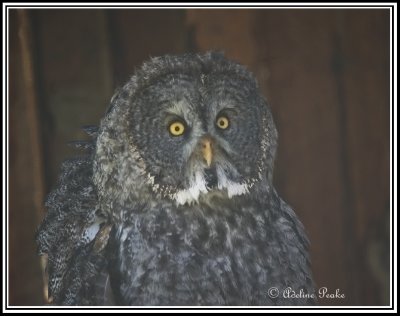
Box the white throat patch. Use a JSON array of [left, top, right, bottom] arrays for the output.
[[173, 169, 249, 205]]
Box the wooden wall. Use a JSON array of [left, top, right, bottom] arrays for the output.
[[9, 8, 390, 306]]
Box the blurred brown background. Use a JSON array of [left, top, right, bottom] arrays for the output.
[[9, 8, 391, 306]]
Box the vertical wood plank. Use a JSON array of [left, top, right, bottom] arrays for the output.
[[31, 9, 114, 187], [186, 9, 258, 68], [338, 9, 390, 246], [9, 9, 45, 305], [108, 9, 187, 86], [335, 9, 390, 305]]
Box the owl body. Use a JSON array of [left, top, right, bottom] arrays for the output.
[[37, 52, 315, 306]]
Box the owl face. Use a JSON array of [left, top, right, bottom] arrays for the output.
[[128, 71, 266, 205], [94, 53, 277, 207]]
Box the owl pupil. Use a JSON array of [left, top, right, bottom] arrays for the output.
[[175, 126, 180, 132], [220, 121, 225, 126]]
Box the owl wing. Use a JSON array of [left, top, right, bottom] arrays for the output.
[[36, 126, 116, 305], [273, 191, 316, 305]]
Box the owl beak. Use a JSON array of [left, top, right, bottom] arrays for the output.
[[201, 137, 213, 167]]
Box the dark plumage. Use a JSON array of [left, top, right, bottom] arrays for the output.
[[36, 52, 315, 306]]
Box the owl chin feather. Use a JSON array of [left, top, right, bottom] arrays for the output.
[[173, 167, 250, 206]]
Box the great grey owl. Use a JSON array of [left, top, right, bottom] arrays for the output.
[[36, 52, 315, 306]]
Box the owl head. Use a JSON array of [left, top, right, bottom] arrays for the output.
[[93, 52, 277, 208]]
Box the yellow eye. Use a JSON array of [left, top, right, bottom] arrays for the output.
[[169, 121, 185, 136], [216, 116, 229, 129]]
